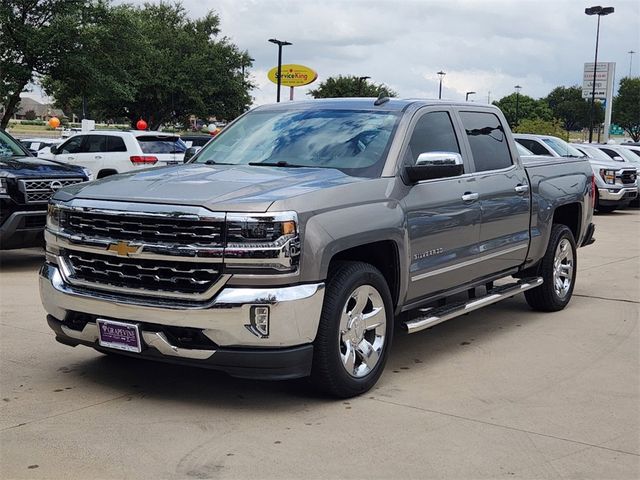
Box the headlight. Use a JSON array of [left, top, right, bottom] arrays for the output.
[[47, 203, 61, 232], [0, 178, 8, 196], [599, 169, 616, 185], [225, 212, 300, 273], [81, 167, 93, 181]]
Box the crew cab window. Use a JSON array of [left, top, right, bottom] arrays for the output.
[[515, 138, 551, 156], [81, 135, 107, 153], [460, 112, 513, 171], [59, 136, 84, 154], [407, 111, 460, 164], [107, 136, 127, 152]]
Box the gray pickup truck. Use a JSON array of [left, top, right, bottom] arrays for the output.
[[41, 99, 595, 397]]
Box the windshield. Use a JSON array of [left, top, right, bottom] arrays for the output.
[[192, 108, 401, 178], [614, 147, 640, 164], [0, 130, 29, 158], [624, 148, 640, 162], [542, 137, 586, 158], [575, 144, 612, 161], [137, 136, 187, 154]]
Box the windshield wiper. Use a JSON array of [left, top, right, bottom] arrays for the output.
[[248, 161, 304, 168]]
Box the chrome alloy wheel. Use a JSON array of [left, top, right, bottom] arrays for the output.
[[553, 238, 574, 299], [339, 285, 387, 378]]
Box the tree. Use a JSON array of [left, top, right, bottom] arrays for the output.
[[44, 2, 253, 129], [308, 75, 397, 99], [24, 110, 37, 120], [514, 118, 568, 139], [544, 86, 590, 131], [613, 77, 640, 141], [0, 0, 87, 128], [492, 93, 553, 128]]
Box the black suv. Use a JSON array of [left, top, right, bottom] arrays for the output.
[[1, 129, 88, 250]]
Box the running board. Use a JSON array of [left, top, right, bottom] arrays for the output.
[[403, 277, 543, 334]]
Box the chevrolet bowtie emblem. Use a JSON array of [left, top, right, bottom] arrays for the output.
[[107, 241, 140, 257]]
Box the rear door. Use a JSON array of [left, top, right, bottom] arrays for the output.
[[55, 135, 85, 164], [402, 108, 482, 302], [457, 110, 531, 276]]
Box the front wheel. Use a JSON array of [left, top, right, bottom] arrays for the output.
[[525, 224, 577, 311], [310, 262, 393, 398]]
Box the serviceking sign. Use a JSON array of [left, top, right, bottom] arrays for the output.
[[268, 64, 317, 100]]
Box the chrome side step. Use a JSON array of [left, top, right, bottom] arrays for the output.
[[403, 277, 543, 334]]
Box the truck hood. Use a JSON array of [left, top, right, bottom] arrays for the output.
[[54, 164, 366, 212], [587, 158, 635, 170], [0, 155, 86, 179]]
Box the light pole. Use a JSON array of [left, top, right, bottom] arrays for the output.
[[357, 76, 371, 96], [514, 85, 522, 128], [585, 6, 614, 143], [268, 38, 292, 102], [465, 91, 476, 102], [629, 50, 636, 78], [437, 71, 446, 99]]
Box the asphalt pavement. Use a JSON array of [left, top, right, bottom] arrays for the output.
[[1, 210, 639, 479]]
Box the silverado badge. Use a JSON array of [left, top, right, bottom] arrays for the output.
[[107, 241, 141, 257]]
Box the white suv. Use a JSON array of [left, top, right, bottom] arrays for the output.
[[42, 131, 187, 179]]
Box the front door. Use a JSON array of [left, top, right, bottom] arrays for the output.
[[401, 109, 482, 303]]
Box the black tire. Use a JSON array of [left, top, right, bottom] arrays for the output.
[[310, 261, 394, 398], [524, 224, 577, 312]]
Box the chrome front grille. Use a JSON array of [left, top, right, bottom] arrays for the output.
[[19, 178, 84, 203], [60, 211, 223, 246], [619, 169, 637, 185], [62, 250, 222, 296]]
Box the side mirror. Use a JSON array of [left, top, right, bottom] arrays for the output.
[[50, 145, 59, 155], [613, 156, 624, 162], [405, 152, 464, 183], [184, 146, 202, 162]]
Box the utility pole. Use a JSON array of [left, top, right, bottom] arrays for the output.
[[629, 50, 636, 78], [437, 71, 446, 99]]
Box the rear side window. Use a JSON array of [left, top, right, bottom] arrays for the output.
[[137, 136, 187, 154], [460, 112, 513, 171], [515, 138, 551, 156], [407, 111, 460, 164], [107, 136, 127, 152], [81, 135, 107, 153], [599, 148, 624, 161]]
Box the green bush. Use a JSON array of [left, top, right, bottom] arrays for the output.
[[19, 119, 46, 126]]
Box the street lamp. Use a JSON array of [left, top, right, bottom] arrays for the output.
[[268, 38, 292, 102], [357, 76, 371, 96], [585, 6, 614, 143], [628, 50, 636, 78], [437, 71, 446, 99], [514, 85, 522, 128], [465, 91, 476, 102]]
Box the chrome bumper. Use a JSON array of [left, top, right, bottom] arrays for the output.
[[40, 263, 325, 349], [598, 187, 638, 201]]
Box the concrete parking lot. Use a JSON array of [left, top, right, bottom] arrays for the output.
[[1, 210, 638, 479]]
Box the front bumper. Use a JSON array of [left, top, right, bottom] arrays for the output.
[[0, 210, 46, 250], [40, 263, 325, 378], [598, 186, 638, 203]]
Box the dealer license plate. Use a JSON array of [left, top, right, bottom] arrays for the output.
[[97, 319, 141, 353]]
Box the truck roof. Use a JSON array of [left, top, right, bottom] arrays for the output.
[[253, 97, 498, 112]]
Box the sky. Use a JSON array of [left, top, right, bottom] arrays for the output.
[[27, 0, 640, 107]]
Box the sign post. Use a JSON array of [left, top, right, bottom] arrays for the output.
[[582, 62, 615, 142], [268, 64, 318, 101]]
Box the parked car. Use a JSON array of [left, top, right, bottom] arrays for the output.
[[42, 131, 187, 179], [513, 134, 585, 158], [41, 99, 595, 397], [19, 138, 63, 156], [571, 143, 638, 212], [593, 144, 640, 207], [1, 129, 88, 250]]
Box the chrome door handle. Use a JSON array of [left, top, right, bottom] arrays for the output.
[[94, 155, 102, 160], [461, 192, 479, 202], [514, 184, 529, 194]]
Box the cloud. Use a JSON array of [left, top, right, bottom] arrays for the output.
[[118, 0, 640, 106]]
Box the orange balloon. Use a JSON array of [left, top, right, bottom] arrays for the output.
[[48, 117, 60, 128]]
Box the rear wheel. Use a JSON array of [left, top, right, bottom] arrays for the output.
[[310, 262, 393, 398], [525, 224, 577, 312]]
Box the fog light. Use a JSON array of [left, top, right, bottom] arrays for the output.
[[249, 306, 270, 338]]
